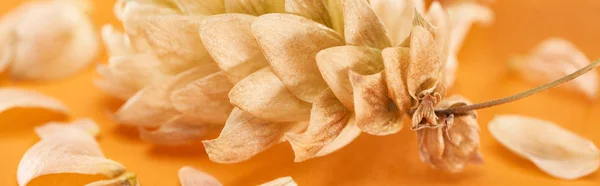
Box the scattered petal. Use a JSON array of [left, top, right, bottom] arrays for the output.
[[178, 166, 222, 186], [259, 177, 297, 186], [200, 14, 268, 83], [342, 0, 391, 49], [35, 119, 100, 138], [86, 173, 139, 186], [0, 88, 69, 117], [252, 13, 344, 102], [381, 47, 412, 112], [489, 115, 600, 180], [203, 108, 306, 163], [229, 68, 312, 122], [350, 70, 403, 135], [511, 38, 598, 99], [17, 120, 126, 186], [285, 89, 351, 162], [285, 0, 331, 26], [174, 0, 225, 15]]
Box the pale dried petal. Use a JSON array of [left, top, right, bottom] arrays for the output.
[[225, 0, 286, 15], [139, 116, 208, 145], [407, 26, 441, 99], [122, 1, 177, 52], [285, 89, 351, 162], [35, 119, 100, 138], [315, 116, 361, 157], [350, 70, 403, 135], [101, 24, 134, 57], [115, 64, 220, 128], [174, 0, 225, 15], [259, 177, 297, 186], [443, 54, 458, 88], [0, 88, 69, 116], [370, 0, 424, 46], [426, 2, 451, 69], [489, 115, 600, 180], [417, 127, 445, 160], [203, 108, 306, 163], [141, 14, 213, 73], [95, 65, 137, 100], [171, 72, 234, 125], [316, 46, 384, 110], [512, 38, 598, 99], [381, 47, 412, 112], [322, 0, 344, 37], [107, 53, 170, 91], [86, 173, 139, 186], [447, 2, 493, 53], [178, 166, 222, 186], [230, 68, 312, 122], [10, 1, 99, 80], [200, 14, 268, 83], [17, 120, 126, 186], [342, 0, 391, 49], [252, 13, 344, 102], [285, 0, 331, 26]]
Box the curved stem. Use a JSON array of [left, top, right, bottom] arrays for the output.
[[435, 58, 600, 115]]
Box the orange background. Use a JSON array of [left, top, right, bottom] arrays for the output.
[[1, 0, 600, 185]]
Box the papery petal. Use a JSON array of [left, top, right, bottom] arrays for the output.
[[512, 38, 598, 99], [381, 47, 412, 112], [178, 166, 222, 186], [322, 0, 344, 37], [314, 117, 361, 157], [200, 14, 268, 83], [316, 46, 383, 110], [139, 116, 209, 145], [426, 2, 451, 68], [115, 63, 220, 128], [370, 0, 423, 46], [17, 120, 126, 186], [489, 115, 600, 180], [0, 88, 69, 116], [447, 2, 493, 53], [260, 177, 297, 186], [203, 108, 306, 163], [443, 54, 458, 88], [171, 72, 234, 125], [95, 65, 137, 100], [342, 0, 391, 49], [11, 1, 99, 80], [252, 13, 343, 102], [86, 173, 139, 186], [417, 127, 444, 162], [101, 24, 134, 57], [35, 119, 100, 138], [107, 53, 170, 91], [285, 0, 331, 27], [350, 70, 403, 135], [285, 89, 351, 162], [122, 1, 177, 52], [141, 14, 213, 73], [225, 0, 286, 15], [230, 68, 311, 122], [407, 26, 441, 99], [174, 0, 225, 15]]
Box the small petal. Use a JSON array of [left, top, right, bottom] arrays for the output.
[[511, 38, 598, 99], [285, 89, 352, 162], [174, 0, 225, 15], [381, 47, 412, 112], [200, 14, 268, 83], [86, 173, 139, 186], [101, 24, 134, 57], [230, 68, 312, 122], [342, 0, 391, 49], [350, 70, 403, 135], [0, 88, 69, 117], [370, 0, 423, 46], [138, 116, 209, 145], [225, 0, 286, 15], [315, 117, 361, 157], [35, 119, 100, 138], [203, 108, 306, 163], [489, 115, 600, 180], [407, 26, 442, 99], [285, 0, 331, 26], [17, 120, 126, 186], [260, 177, 297, 186], [252, 13, 344, 102], [171, 72, 234, 125], [178, 166, 222, 186], [316, 46, 384, 110]]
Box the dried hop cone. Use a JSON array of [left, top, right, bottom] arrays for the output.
[[98, 0, 493, 171]]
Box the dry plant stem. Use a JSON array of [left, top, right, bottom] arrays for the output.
[[432, 58, 600, 115]]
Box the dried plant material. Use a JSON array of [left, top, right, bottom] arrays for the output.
[[342, 0, 391, 49], [259, 177, 297, 186], [322, 0, 344, 36], [406, 26, 442, 100], [370, 0, 424, 46], [0, 0, 99, 80], [121, 1, 177, 52], [0, 88, 69, 117], [511, 38, 598, 99], [203, 108, 306, 163], [17, 120, 126, 186], [229, 68, 312, 122], [285, 89, 351, 162], [252, 13, 344, 102], [446, 2, 494, 53], [489, 115, 600, 180], [174, 0, 225, 15], [417, 95, 482, 172], [225, 0, 286, 15], [350, 71, 403, 135], [86, 173, 139, 186], [199, 14, 268, 83], [316, 46, 384, 110], [101, 24, 134, 57], [381, 47, 412, 112], [138, 116, 208, 145], [35, 118, 99, 138], [285, 0, 331, 26], [178, 166, 222, 186]]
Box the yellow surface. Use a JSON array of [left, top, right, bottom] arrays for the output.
[[1, 0, 600, 185]]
